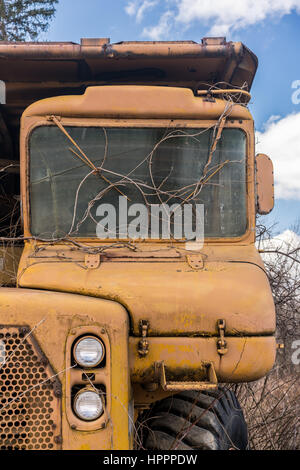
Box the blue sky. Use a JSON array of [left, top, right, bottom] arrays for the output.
[[43, 0, 300, 233]]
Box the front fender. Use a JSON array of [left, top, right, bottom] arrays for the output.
[[0, 287, 131, 450]]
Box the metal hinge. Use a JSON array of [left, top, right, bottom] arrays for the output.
[[186, 254, 204, 270], [84, 253, 101, 269], [138, 320, 150, 357], [216, 319, 228, 355]]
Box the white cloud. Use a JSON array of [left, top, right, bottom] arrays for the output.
[[128, 0, 300, 39], [125, 1, 138, 16], [142, 11, 174, 40], [256, 112, 300, 200], [125, 0, 158, 23], [262, 115, 281, 130], [175, 0, 300, 36]]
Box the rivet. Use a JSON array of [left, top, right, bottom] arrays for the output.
[[54, 387, 62, 398], [54, 435, 62, 444], [143, 382, 159, 392]]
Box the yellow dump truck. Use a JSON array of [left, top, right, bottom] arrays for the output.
[[0, 37, 275, 450]]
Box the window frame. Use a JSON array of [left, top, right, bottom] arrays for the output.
[[23, 117, 254, 245]]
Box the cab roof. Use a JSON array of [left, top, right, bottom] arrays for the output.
[[0, 37, 257, 159]]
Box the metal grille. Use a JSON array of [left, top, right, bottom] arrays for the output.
[[0, 326, 62, 450]]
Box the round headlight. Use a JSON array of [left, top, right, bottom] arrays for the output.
[[74, 389, 104, 421], [74, 336, 104, 368]]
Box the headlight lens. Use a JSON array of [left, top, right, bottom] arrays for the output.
[[74, 389, 104, 421], [74, 336, 104, 367]]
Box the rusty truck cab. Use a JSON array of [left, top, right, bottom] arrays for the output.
[[0, 38, 276, 450]]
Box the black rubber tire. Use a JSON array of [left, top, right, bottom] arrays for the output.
[[141, 387, 248, 450]]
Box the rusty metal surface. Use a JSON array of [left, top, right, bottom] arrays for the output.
[[0, 288, 131, 450], [0, 37, 278, 450], [0, 37, 257, 161], [16, 88, 275, 378], [155, 360, 218, 391], [0, 38, 257, 87], [129, 336, 276, 385], [18, 243, 276, 337], [186, 254, 204, 270], [216, 319, 228, 355], [197, 89, 251, 103], [84, 253, 101, 269], [22, 86, 253, 120], [256, 153, 274, 215], [138, 320, 150, 357], [0, 325, 61, 450]]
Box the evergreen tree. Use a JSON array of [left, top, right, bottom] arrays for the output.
[[0, 0, 58, 41]]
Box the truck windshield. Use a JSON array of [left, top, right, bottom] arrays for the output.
[[29, 126, 247, 240]]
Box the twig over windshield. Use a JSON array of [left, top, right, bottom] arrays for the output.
[[2, 91, 248, 246], [49, 115, 129, 200]]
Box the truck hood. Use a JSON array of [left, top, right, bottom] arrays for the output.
[[18, 243, 275, 337]]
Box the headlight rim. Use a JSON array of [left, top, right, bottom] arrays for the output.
[[73, 335, 105, 368], [73, 387, 104, 421]]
